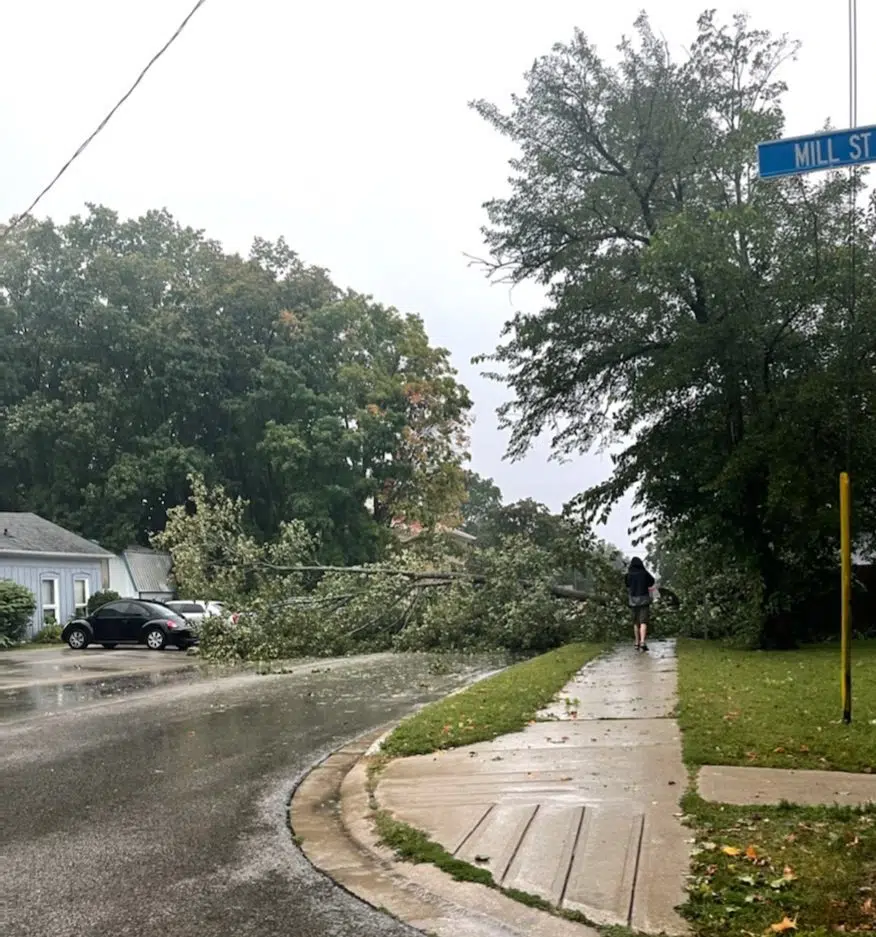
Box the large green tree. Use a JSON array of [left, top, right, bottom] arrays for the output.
[[0, 206, 471, 561], [473, 12, 876, 646], [460, 470, 504, 537]]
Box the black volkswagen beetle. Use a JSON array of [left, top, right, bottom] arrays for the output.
[[61, 599, 197, 651]]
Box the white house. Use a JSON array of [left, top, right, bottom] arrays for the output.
[[0, 512, 113, 639]]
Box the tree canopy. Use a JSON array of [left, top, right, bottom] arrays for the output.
[[0, 206, 471, 562], [460, 470, 504, 538], [473, 11, 876, 645]]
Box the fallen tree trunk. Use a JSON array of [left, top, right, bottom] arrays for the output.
[[258, 562, 591, 601], [258, 563, 482, 580]]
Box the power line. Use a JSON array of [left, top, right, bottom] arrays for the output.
[[0, 0, 209, 242]]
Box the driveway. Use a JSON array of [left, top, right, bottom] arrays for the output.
[[1, 652, 497, 937]]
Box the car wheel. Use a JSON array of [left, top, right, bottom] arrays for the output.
[[102, 643, 118, 649], [144, 627, 167, 651], [67, 626, 89, 650]]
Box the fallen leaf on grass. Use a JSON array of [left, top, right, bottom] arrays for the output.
[[722, 846, 742, 856], [783, 866, 797, 882], [746, 845, 759, 860], [770, 915, 797, 932]]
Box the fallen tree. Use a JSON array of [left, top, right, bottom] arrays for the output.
[[153, 475, 643, 660], [245, 562, 591, 600]]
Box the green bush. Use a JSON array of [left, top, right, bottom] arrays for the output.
[[0, 579, 37, 642], [32, 623, 63, 644], [87, 589, 120, 614]]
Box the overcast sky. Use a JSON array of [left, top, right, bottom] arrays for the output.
[[1, 1, 872, 553]]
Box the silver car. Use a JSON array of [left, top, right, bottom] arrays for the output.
[[164, 600, 228, 631]]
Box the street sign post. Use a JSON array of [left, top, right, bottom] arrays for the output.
[[757, 125, 875, 179]]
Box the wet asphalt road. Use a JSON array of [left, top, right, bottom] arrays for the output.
[[2, 653, 497, 937]]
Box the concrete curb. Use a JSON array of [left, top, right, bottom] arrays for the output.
[[289, 726, 596, 937]]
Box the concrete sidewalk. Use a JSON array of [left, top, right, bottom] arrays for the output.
[[374, 640, 690, 934]]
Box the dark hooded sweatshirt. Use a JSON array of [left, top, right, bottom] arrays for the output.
[[625, 557, 655, 606]]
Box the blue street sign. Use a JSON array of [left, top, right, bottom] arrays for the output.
[[757, 125, 876, 179]]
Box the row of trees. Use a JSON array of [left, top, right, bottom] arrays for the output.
[[473, 11, 876, 647], [0, 208, 470, 562], [0, 206, 634, 656], [11, 10, 868, 651]]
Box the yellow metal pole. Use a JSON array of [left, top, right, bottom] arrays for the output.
[[840, 472, 852, 724]]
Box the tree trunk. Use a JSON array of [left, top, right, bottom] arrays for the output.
[[757, 549, 797, 650]]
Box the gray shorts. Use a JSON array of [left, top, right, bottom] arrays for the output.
[[631, 604, 650, 625]]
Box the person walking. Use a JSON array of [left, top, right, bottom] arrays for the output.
[[625, 556, 655, 651]]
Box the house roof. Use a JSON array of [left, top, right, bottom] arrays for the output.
[[122, 547, 173, 594], [0, 512, 114, 557]]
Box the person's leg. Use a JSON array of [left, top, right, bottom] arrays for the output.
[[632, 608, 640, 648], [639, 606, 649, 650]]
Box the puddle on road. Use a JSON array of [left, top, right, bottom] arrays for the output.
[[0, 651, 517, 724], [0, 668, 205, 722]]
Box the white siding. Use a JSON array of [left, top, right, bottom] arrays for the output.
[[108, 555, 137, 598], [0, 558, 105, 639]]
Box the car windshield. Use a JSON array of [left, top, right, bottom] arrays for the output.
[[168, 602, 203, 614], [142, 602, 187, 622]]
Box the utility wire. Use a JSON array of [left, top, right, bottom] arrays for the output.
[[0, 0, 209, 242]]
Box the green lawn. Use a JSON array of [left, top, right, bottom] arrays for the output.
[[683, 794, 876, 937], [678, 640, 876, 935], [380, 642, 605, 758], [677, 638, 876, 774]]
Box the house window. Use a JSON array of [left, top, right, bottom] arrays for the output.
[[41, 578, 60, 625], [74, 578, 90, 619]]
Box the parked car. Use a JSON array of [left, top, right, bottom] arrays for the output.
[[164, 599, 240, 626], [61, 600, 197, 651], [164, 599, 228, 626]]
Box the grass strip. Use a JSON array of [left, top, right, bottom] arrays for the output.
[[380, 642, 605, 758], [683, 792, 876, 936], [676, 638, 876, 773]]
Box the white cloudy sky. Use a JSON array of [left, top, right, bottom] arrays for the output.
[[1, 0, 872, 553]]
